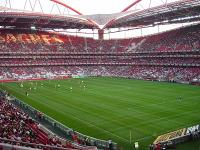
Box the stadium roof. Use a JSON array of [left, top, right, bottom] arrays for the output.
[[0, 0, 200, 30]]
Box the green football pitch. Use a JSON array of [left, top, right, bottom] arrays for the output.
[[1, 77, 200, 150]]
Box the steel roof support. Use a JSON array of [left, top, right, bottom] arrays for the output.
[[33, 0, 44, 13], [148, 0, 152, 8], [24, 0, 34, 11], [50, 0, 83, 15], [5, 0, 11, 9], [49, 0, 99, 29], [121, 0, 143, 12]]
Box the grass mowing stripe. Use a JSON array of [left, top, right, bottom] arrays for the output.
[[1, 77, 200, 150], [2, 82, 132, 141]]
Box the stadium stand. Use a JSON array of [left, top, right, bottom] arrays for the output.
[[0, 1, 199, 150], [0, 24, 199, 84], [0, 91, 97, 150]]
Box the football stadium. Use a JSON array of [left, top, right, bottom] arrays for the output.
[[0, 0, 200, 150]]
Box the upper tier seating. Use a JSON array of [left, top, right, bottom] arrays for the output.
[[0, 24, 200, 53], [0, 24, 199, 84]]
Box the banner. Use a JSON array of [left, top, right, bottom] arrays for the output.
[[153, 123, 200, 145], [153, 128, 186, 144], [0, 33, 64, 44]]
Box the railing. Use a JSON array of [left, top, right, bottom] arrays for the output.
[[11, 97, 117, 150]]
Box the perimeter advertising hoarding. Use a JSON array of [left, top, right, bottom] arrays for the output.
[[153, 128, 186, 144], [153, 123, 200, 145]]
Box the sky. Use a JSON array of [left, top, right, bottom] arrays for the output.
[[0, 0, 194, 39], [64, 0, 180, 15], [0, 0, 180, 15]]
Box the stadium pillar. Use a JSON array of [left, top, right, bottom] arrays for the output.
[[98, 29, 104, 40]]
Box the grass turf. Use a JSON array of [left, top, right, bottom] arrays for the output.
[[1, 77, 200, 150]]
